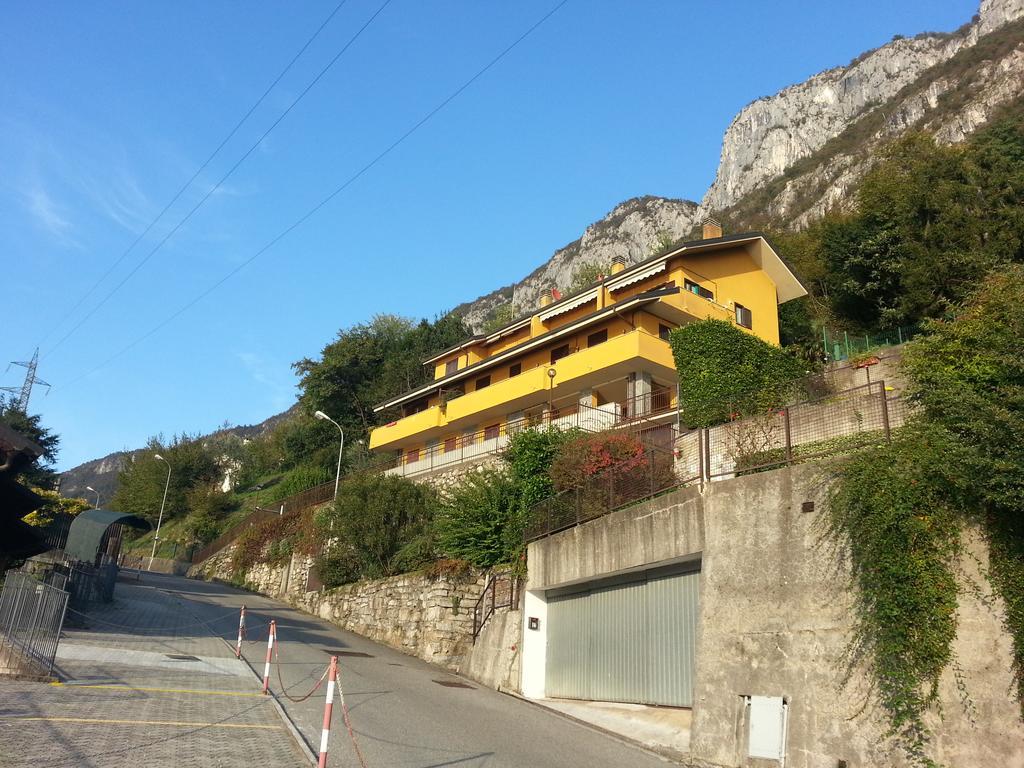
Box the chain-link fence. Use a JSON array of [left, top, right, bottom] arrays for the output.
[[0, 570, 69, 677]]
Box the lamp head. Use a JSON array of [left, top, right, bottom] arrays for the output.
[[86, 486, 95, 492], [314, 410, 328, 421], [154, 454, 165, 461]]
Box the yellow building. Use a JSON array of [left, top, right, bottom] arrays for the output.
[[369, 220, 807, 476]]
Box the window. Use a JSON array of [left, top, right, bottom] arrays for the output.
[[659, 324, 672, 341], [405, 448, 420, 464], [735, 303, 753, 329], [550, 344, 570, 364], [444, 437, 457, 453], [475, 375, 491, 391], [587, 329, 608, 347], [445, 359, 458, 376], [684, 279, 713, 300], [484, 424, 500, 441], [508, 362, 522, 378]]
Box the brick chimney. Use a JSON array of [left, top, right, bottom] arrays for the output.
[[539, 291, 552, 307], [702, 216, 723, 240], [610, 255, 626, 275]]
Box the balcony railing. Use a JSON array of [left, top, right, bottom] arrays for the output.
[[379, 394, 681, 479]]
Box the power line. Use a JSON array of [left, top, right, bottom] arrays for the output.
[[55, 0, 570, 393], [36, 0, 352, 350], [42, 0, 393, 361]]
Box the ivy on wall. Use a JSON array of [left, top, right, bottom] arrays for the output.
[[825, 266, 1024, 765], [669, 319, 804, 428]]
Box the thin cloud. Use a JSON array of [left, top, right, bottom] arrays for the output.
[[26, 184, 79, 246]]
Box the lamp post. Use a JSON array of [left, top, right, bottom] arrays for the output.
[[85, 485, 101, 508], [149, 454, 171, 571], [314, 411, 344, 500], [547, 367, 557, 422]]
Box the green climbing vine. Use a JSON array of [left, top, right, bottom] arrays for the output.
[[823, 266, 1024, 765], [823, 425, 967, 765]]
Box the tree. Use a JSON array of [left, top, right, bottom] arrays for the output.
[[0, 402, 59, 487], [111, 435, 221, 524], [778, 117, 1024, 332], [294, 312, 471, 446], [568, 262, 609, 293]]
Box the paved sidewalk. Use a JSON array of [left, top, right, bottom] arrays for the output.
[[0, 576, 308, 768]]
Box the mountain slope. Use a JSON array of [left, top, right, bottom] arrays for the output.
[[59, 405, 298, 502], [456, 0, 1022, 330]]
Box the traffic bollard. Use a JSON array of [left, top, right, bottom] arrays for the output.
[[235, 605, 247, 659], [318, 656, 339, 768], [262, 620, 276, 694]]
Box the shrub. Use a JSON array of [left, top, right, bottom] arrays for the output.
[[231, 508, 317, 574], [435, 469, 521, 567], [266, 465, 332, 503], [314, 473, 436, 582], [670, 319, 804, 428], [503, 426, 580, 508], [550, 432, 648, 491]]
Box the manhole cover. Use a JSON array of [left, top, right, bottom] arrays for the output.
[[164, 654, 200, 661], [432, 680, 474, 689], [323, 649, 374, 658]]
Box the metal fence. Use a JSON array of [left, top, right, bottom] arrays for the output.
[[191, 507, 279, 565], [525, 445, 681, 540], [822, 324, 921, 362], [0, 570, 69, 676], [526, 381, 907, 541], [704, 381, 899, 479], [64, 562, 119, 607]]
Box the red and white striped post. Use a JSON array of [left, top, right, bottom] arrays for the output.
[[318, 656, 339, 768], [235, 605, 247, 659], [262, 620, 276, 694]]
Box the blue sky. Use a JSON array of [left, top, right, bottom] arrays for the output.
[[1, 0, 977, 471]]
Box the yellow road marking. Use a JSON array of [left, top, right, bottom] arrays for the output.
[[0, 716, 282, 730], [49, 682, 264, 698]]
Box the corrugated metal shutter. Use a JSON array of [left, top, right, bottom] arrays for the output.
[[545, 565, 700, 707]]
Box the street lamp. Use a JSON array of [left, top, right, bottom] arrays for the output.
[[149, 454, 171, 571], [85, 485, 100, 508], [314, 410, 344, 500]]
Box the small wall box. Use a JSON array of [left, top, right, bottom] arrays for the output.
[[528, 617, 540, 630]]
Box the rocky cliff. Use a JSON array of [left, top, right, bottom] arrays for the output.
[[458, 0, 1024, 331], [455, 196, 700, 331]]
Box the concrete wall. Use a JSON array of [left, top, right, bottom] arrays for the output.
[[459, 605, 522, 693], [524, 464, 1024, 768]]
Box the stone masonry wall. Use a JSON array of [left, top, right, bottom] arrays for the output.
[[190, 547, 488, 671]]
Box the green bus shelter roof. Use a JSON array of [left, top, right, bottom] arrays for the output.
[[64, 508, 150, 563]]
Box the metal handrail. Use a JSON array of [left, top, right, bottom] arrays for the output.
[[472, 572, 519, 643]]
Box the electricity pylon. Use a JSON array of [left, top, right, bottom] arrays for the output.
[[2, 348, 50, 412]]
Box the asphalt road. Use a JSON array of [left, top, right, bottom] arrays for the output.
[[151, 571, 672, 768]]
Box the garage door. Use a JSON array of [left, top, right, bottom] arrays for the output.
[[545, 564, 700, 707]]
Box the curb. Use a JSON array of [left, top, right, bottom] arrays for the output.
[[157, 584, 318, 766]]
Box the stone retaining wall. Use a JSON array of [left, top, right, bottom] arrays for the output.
[[190, 546, 489, 671]]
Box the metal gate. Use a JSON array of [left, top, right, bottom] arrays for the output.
[[545, 564, 700, 707]]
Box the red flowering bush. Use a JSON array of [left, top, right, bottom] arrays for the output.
[[550, 433, 655, 492]]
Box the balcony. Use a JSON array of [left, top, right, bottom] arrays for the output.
[[369, 329, 678, 453], [368, 405, 445, 450]]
